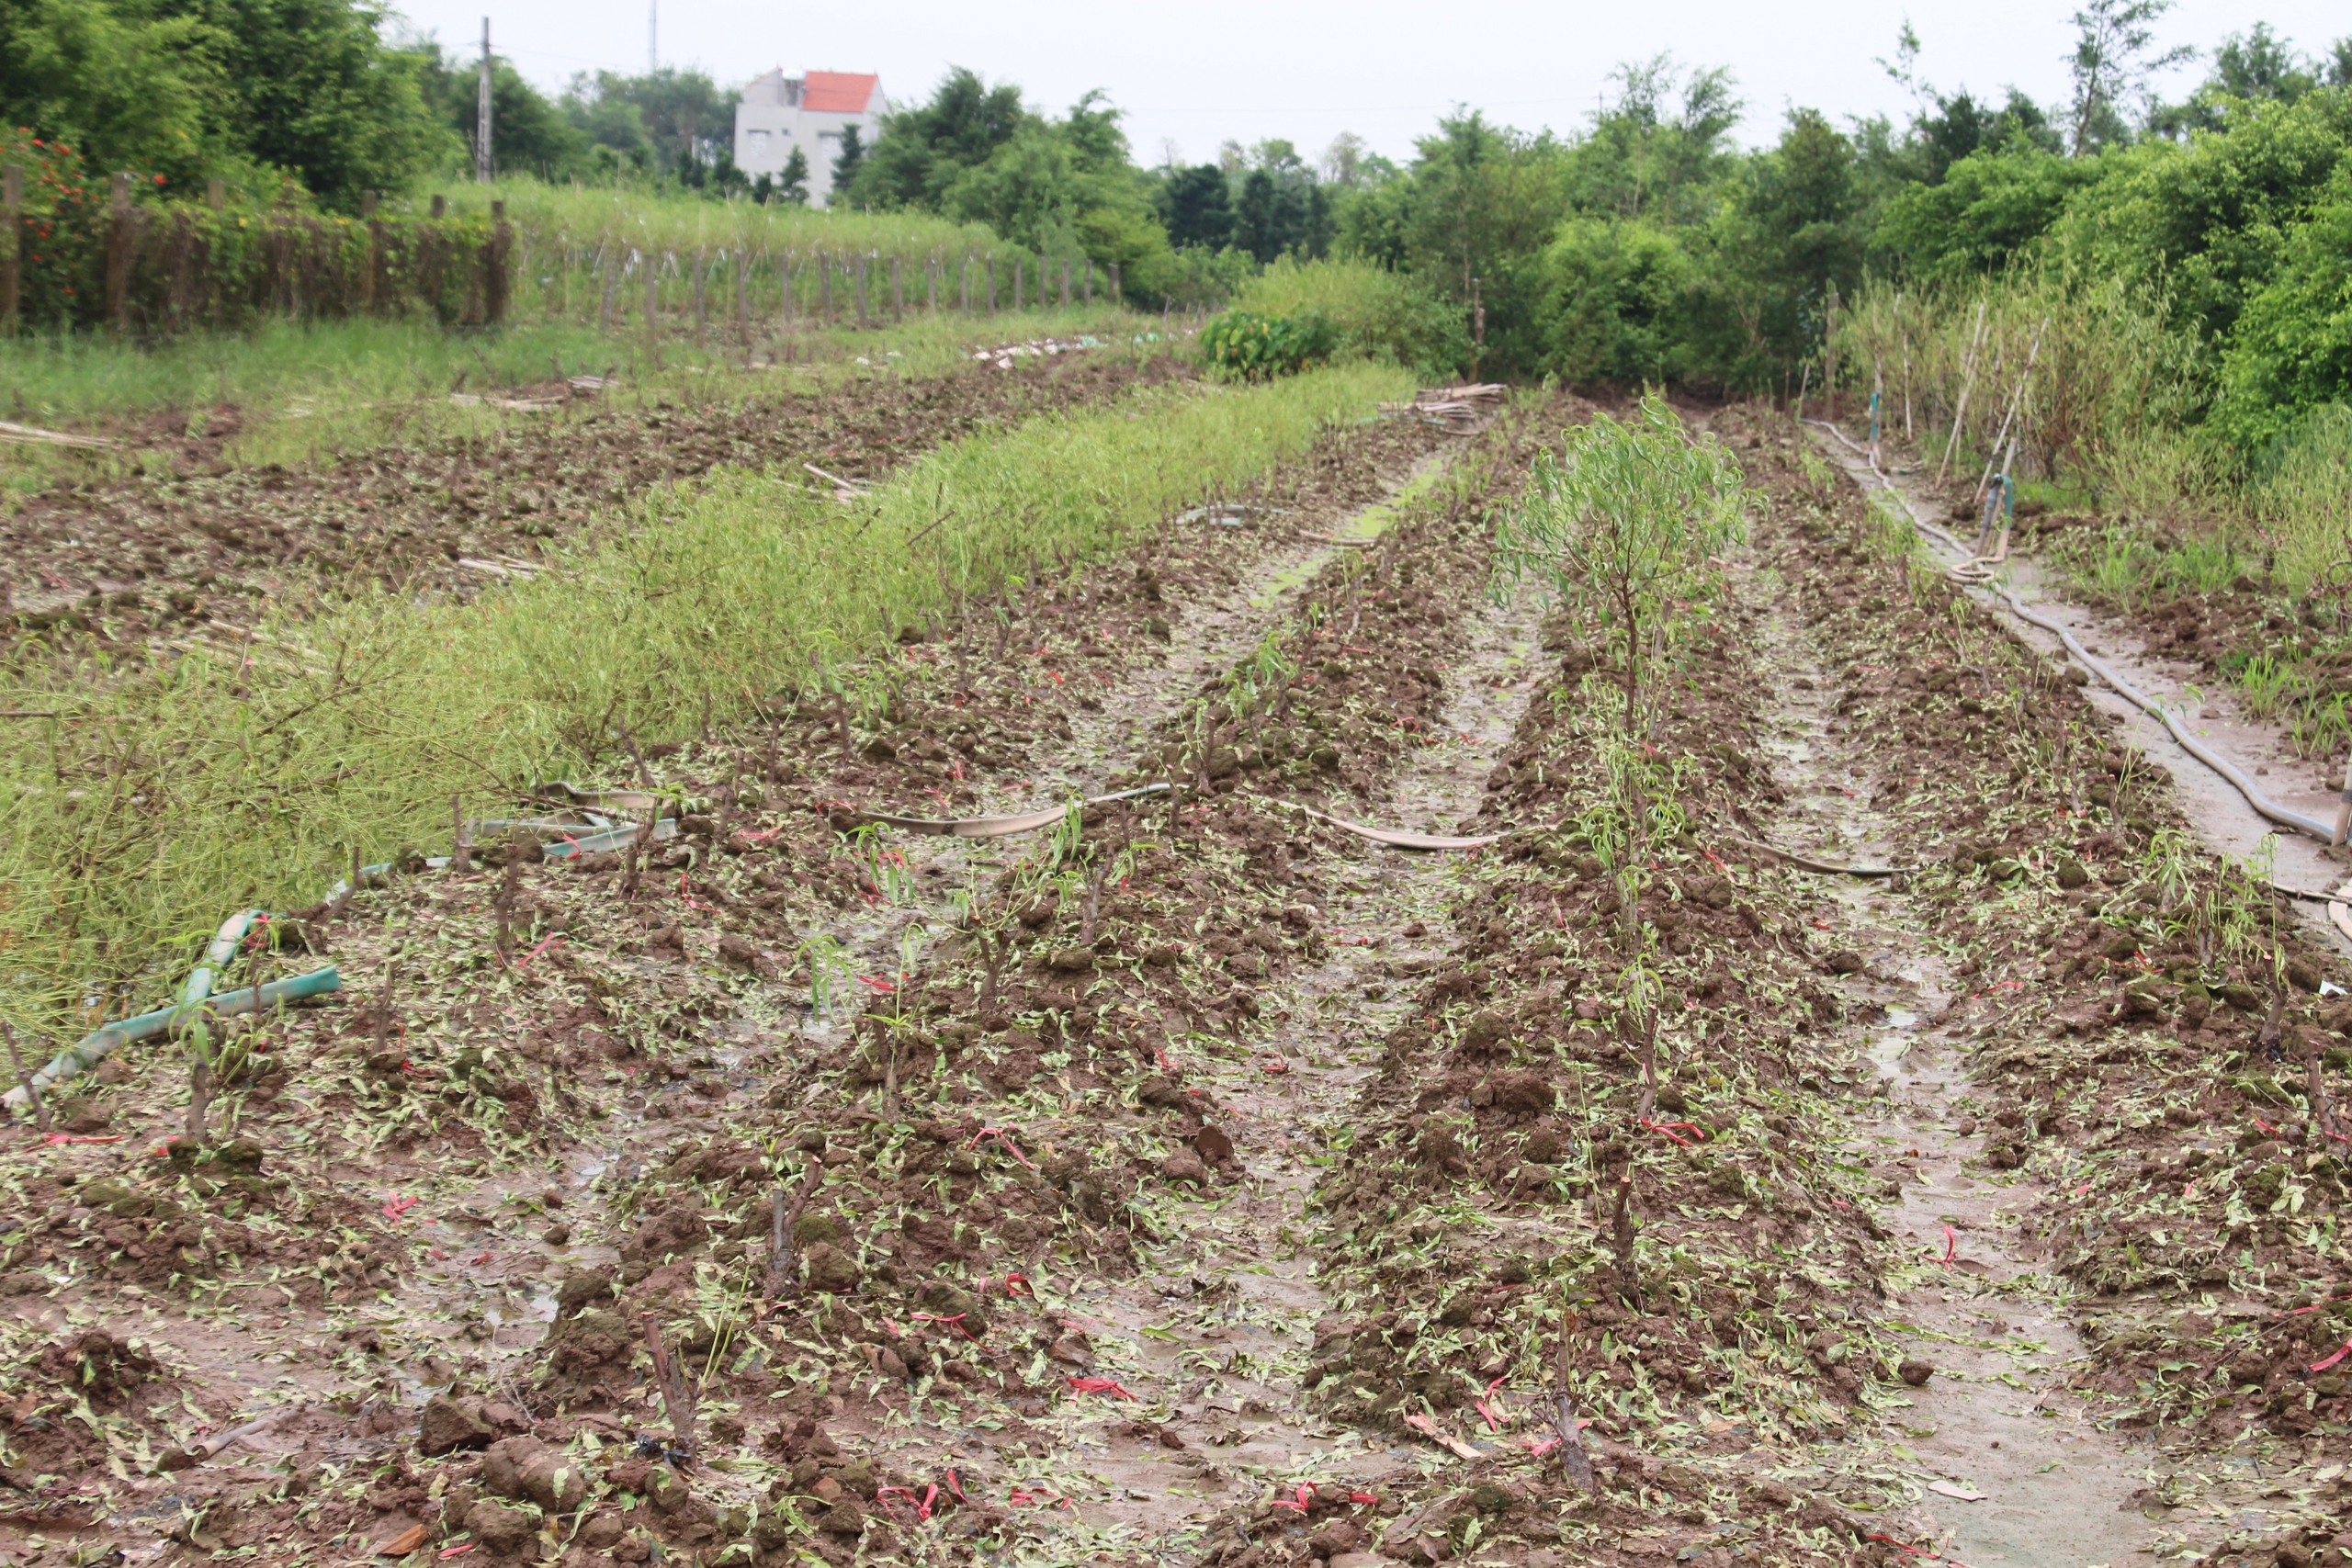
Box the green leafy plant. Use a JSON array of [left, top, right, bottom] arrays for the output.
[[1199, 309, 1339, 381], [1497, 393, 1748, 729]]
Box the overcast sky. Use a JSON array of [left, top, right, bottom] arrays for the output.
[[396, 0, 2349, 165]]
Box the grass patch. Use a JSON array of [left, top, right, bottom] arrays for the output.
[[0, 361, 1409, 1031]]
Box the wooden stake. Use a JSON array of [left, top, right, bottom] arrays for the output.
[[638, 1313, 697, 1457], [766, 1156, 822, 1296], [106, 172, 133, 332], [1937, 300, 1987, 486], [1822, 282, 1840, 423], [1976, 319, 2046, 502], [450, 795, 472, 873]]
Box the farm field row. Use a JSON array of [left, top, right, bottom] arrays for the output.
[[0, 374, 2348, 1568]]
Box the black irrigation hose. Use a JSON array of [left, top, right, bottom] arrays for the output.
[[1804, 419, 2340, 847]]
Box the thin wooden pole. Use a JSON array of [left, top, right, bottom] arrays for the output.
[[0, 164, 20, 333], [1938, 299, 1987, 486], [106, 171, 133, 332]]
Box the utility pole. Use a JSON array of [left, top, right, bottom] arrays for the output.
[[475, 17, 494, 184]]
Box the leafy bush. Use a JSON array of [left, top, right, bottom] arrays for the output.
[[1230, 257, 1467, 378], [1535, 217, 1702, 385], [1199, 309, 1339, 380], [2211, 169, 2352, 456]]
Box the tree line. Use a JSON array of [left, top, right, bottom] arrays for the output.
[[6, 0, 2351, 451]]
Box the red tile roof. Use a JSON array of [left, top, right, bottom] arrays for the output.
[[803, 72, 878, 113]]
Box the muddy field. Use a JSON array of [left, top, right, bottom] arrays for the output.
[[5, 388, 2351, 1568], [0, 347, 1187, 649]]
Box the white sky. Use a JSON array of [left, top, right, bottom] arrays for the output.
[[395, 0, 2350, 164]]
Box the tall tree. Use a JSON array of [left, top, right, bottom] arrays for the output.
[[1157, 163, 1234, 249], [847, 65, 1027, 210], [0, 0, 454, 207], [419, 45, 586, 179], [2064, 0, 2193, 153]]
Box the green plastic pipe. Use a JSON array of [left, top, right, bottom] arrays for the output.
[[4, 966, 340, 1118]]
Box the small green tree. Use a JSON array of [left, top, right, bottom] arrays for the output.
[[777, 145, 810, 205], [831, 122, 867, 197], [1497, 393, 1747, 729]]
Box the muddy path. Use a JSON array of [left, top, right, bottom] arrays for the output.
[[1764, 407, 2352, 1568], [1811, 424, 2352, 950], [1738, 532, 2177, 1565], [1, 348, 1190, 647]]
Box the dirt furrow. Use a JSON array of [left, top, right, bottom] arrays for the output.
[[1738, 536, 2173, 1564]]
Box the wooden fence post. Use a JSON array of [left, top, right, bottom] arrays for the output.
[[960, 254, 971, 312], [357, 190, 379, 314], [484, 199, 510, 325], [1013, 257, 1023, 312], [820, 251, 832, 321], [431, 194, 447, 219], [854, 252, 868, 329], [734, 250, 750, 344], [692, 248, 707, 347], [986, 255, 996, 314], [926, 255, 937, 312], [1083, 260, 1092, 306], [781, 250, 795, 331], [1108, 262, 1120, 305], [106, 172, 133, 332], [206, 177, 225, 212], [1824, 281, 1840, 422], [1059, 259, 1070, 309], [597, 247, 617, 333], [644, 251, 660, 348], [1, 164, 19, 334], [890, 254, 903, 319]]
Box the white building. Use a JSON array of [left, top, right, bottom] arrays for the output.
[[733, 70, 883, 208]]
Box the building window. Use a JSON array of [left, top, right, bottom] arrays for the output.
[[746, 130, 771, 156]]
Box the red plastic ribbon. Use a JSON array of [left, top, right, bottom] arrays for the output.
[[2312, 1339, 2352, 1373], [944, 1468, 970, 1506], [1639, 1118, 1707, 1146], [1938, 1226, 1956, 1268], [1067, 1376, 1139, 1400], [1475, 1375, 1510, 1433], [32, 1134, 119, 1146], [1271, 1482, 1317, 1512], [970, 1127, 1038, 1170], [1004, 1271, 1033, 1298], [382, 1195, 420, 1221], [876, 1484, 936, 1521], [514, 933, 563, 969]]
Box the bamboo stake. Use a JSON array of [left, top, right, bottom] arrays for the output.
[[1976, 319, 2047, 502], [1937, 299, 1987, 486]]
